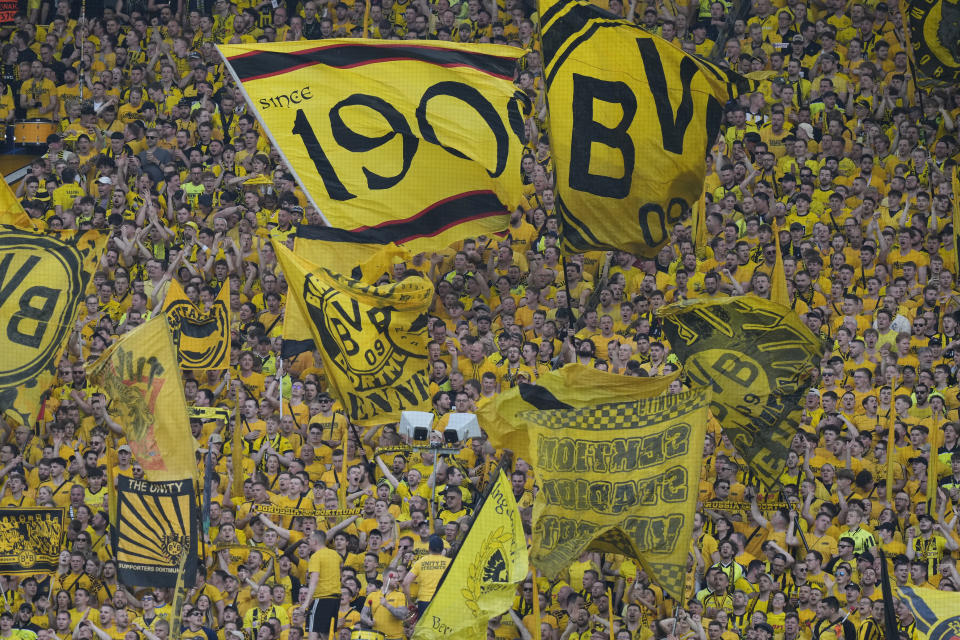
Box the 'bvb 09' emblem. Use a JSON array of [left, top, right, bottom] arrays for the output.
[[18, 550, 36, 568], [162, 535, 185, 561]]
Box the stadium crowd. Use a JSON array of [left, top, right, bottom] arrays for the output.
[[0, 0, 957, 639]]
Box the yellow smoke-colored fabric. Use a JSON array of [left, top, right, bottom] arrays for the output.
[[0, 228, 106, 426], [770, 225, 789, 307], [540, 0, 756, 257], [163, 279, 231, 370], [659, 296, 828, 487], [900, 0, 960, 88], [219, 40, 529, 253], [476, 363, 679, 462], [517, 388, 710, 600], [88, 316, 198, 482], [0, 179, 33, 229], [282, 226, 410, 358], [411, 471, 528, 640], [276, 243, 433, 425], [896, 586, 960, 640]]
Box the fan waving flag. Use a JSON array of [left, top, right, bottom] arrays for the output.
[[540, 0, 755, 257], [219, 40, 529, 253]]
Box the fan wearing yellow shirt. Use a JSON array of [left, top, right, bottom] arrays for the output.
[[301, 530, 341, 640], [360, 569, 409, 640], [403, 536, 451, 617]]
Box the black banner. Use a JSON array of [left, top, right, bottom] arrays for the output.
[[0, 507, 66, 575]]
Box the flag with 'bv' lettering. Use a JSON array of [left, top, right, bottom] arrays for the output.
[[0, 228, 106, 426], [0, 507, 66, 575], [411, 471, 528, 640], [517, 387, 710, 600], [219, 40, 529, 253], [540, 0, 756, 257], [276, 243, 433, 425], [88, 316, 198, 482], [659, 296, 828, 488]]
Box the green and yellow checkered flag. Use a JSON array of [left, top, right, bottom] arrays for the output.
[[518, 388, 710, 600]]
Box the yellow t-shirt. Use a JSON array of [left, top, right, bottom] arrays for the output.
[[307, 547, 342, 598], [410, 554, 451, 601]]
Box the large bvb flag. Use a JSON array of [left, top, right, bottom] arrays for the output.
[[0, 507, 66, 575], [219, 40, 529, 252], [163, 278, 231, 369], [900, 0, 960, 87], [540, 0, 754, 257], [276, 243, 433, 425], [659, 297, 828, 488], [0, 228, 106, 426]]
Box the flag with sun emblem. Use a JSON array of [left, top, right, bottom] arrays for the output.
[[113, 476, 198, 588], [412, 471, 527, 640]]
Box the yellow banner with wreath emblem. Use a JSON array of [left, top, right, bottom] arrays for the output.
[[411, 471, 527, 640]]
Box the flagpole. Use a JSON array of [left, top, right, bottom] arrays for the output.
[[606, 588, 615, 640], [531, 569, 542, 640], [232, 387, 244, 500]]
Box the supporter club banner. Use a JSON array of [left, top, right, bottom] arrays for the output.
[[517, 388, 709, 600], [276, 243, 433, 425], [412, 471, 527, 640], [540, 0, 754, 257], [163, 278, 231, 370], [89, 316, 198, 482], [0, 228, 106, 426], [0, 507, 67, 575], [218, 40, 529, 252], [659, 296, 828, 488], [900, 0, 960, 88], [113, 476, 198, 588]]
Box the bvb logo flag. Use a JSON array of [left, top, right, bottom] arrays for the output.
[[89, 316, 198, 482], [541, 0, 756, 257], [900, 0, 960, 88], [275, 243, 433, 425], [0, 507, 66, 575], [517, 388, 709, 600], [477, 363, 679, 462], [896, 587, 960, 640], [163, 279, 231, 370], [0, 228, 107, 426], [412, 471, 527, 640], [282, 225, 410, 359], [113, 475, 198, 588], [219, 40, 530, 253], [659, 296, 828, 488]]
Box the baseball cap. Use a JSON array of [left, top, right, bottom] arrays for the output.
[[118, 444, 132, 453]]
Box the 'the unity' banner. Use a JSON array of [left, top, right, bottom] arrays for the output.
[[659, 296, 828, 488], [0, 507, 66, 575], [519, 388, 710, 600], [113, 476, 198, 588]]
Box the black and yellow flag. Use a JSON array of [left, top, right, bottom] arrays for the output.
[[0, 228, 107, 426], [276, 243, 433, 425], [113, 475, 198, 588], [163, 279, 231, 370], [541, 0, 755, 257], [0, 507, 67, 575], [659, 296, 828, 488], [900, 0, 960, 88], [411, 471, 528, 640], [219, 40, 529, 252], [517, 388, 710, 600], [282, 226, 409, 359], [89, 316, 198, 482]]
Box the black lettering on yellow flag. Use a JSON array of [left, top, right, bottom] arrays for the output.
[[659, 296, 829, 488], [517, 388, 710, 600], [540, 0, 755, 257], [0, 228, 107, 426], [219, 41, 529, 253], [900, 0, 960, 88], [0, 507, 67, 575], [113, 475, 198, 588], [276, 243, 433, 425], [163, 278, 231, 370]]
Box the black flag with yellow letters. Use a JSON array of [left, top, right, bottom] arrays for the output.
[[659, 296, 828, 488], [900, 0, 960, 88]]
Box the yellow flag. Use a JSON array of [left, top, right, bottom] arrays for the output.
[[518, 388, 710, 600], [89, 316, 198, 482], [283, 226, 410, 359], [659, 296, 828, 487], [0, 179, 32, 229], [770, 225, 789, 307], [0, 228, 107, 426], [896, 586, 960, 640], [899, 0, 960, 88], [219, 40, 529, 253], [541, 0, 756, 257], [477, 363, 679, 462], [163, 278, 231, 369], [276, 243, 433, 425], [411, 471, 527, 640]]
